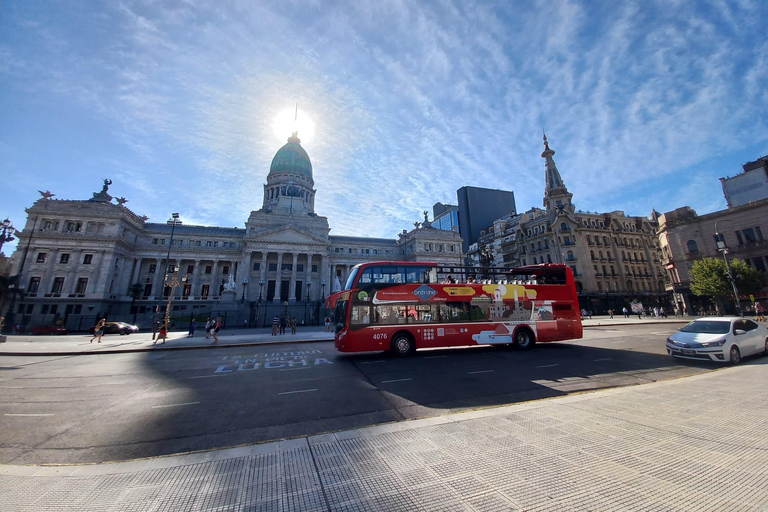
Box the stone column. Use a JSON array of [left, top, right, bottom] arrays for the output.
[[242, 251, 252, 301], [259, 251, 268, 285], [152, 258, 164, 300], [191, 259, 202, 299], [210, 259, 220, 298], [289, 253, 298, 303], [66, 250, 82, 295], [273, 252, 283, 303], [321, 254, 329, 299]]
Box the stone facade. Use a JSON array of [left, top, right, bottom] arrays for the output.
[[467, 135, 669, 314], [657, 199, 768, 315], [6, 135, 463, 331]]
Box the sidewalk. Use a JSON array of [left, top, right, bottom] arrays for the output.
[[0, 316, 689, 356], [2, 358, 766, 511]]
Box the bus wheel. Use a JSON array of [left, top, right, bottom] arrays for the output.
[[391, 333, 415, 356], [514, 328, 535, 350]]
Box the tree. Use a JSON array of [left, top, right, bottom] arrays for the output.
[[690, 257, 767, 299], [127, 282, 144, 324]]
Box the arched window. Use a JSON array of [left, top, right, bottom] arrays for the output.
[[567, 250, 575, 261], [590, 250, 595, 260], [561, 222, 569, 231], [547, 254, 552, 263], [533, 257, 537, 264], [687, 240, 699, 252]]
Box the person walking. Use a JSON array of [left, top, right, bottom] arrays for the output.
[[204, 318, 212, 339], [272, 315, 279, 336], [90, 318, 105, 343], [622, 306, 629, 318], [188, 319, 196, 338], [212, 317, 221, 344], [324, 316, 331, 332], [279, 314, 287, 335], [608, 309, 614, 319], [151, 318, 160, 340], [290, 317, 297, 334], [153, 322, 168, 344]]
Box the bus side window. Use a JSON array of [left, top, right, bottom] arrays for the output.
[[351, 305, 371, 325]]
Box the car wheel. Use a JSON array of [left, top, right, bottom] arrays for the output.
[[729, 345, 741, 365], [391, 333, 415, 357], [120, 330, 127, 335], [514, 328, 535, 350]]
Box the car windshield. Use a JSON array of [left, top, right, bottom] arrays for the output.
[[680, 320, 731, 334]]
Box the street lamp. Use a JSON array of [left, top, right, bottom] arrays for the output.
[[0, 218, 15, 253], [713, 221, 743, 316], [241, 278, 248, 304], [156, 213, 180, 323], [321, 279, 326, 300], [304, 279, 311, 324], [164, 273, 187, 327]]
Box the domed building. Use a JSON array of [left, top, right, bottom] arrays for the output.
[[5, 133, 464, 330]]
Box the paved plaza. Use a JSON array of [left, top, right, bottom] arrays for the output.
[[2, 317, 767, 511]]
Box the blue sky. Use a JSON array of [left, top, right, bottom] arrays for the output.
[[2, 0, 767, 255]]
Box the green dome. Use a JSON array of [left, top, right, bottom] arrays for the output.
[[269, 133, 313, 179]]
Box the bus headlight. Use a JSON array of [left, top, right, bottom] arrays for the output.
[[338, 329, 347, 342]]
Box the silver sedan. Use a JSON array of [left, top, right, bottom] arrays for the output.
[[666, 317, 768, 365]]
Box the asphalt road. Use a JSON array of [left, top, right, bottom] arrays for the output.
[[1, 324, 723, 465]]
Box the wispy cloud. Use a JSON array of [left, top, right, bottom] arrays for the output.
[[1, 0, 767, 253]]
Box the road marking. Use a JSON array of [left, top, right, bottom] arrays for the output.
[[468, 370, 494, 374], [151, 402, 200, 409], [191, 374, 228, 379], [278, 388, 318, 395], [536, 364, 559, 368], [593, 358, 613, 362], [360, 360, 386, 364], [5, 413, 55, 417], [381, 378, 412, 383], [279, 367, 310, 371], [610, 340, 626, 344], [425, 355, 448, 359]]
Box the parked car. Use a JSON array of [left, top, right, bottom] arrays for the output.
[[666, 317, 768, 365], [29, 324, 68, 335], [89, 322, 139, 335]]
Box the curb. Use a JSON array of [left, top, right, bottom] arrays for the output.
[[0, 320, 688, 357]]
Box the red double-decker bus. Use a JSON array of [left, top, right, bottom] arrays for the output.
[[326, 261, 583, 355]]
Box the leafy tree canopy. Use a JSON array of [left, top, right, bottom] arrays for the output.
[[690, 257, 767, 298]]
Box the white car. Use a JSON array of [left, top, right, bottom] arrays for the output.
[[666, 317, 768, 365]]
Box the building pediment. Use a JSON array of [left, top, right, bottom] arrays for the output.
[[248, 226, 329, 246]]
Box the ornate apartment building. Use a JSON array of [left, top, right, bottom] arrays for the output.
[[6, 133, 463, 330], [468, 135, 669, 314]]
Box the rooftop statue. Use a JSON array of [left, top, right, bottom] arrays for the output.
[[90, 178, 113, 203]]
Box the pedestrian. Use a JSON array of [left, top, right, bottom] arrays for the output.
[[272, 315, 279, 336], [279, 314, 287, 335], [154, 322, 168, 344], [324, 316, 331, 332], [243, 319, 248, 329], [290, 317, 297, 334], [188, 319, 196, 338], [755, 302, 765, 322], [622, 307, 629, 318], [90, 318, 105, 343], [608, 309, 614, 319], [212, 317, 221, 344], [152, 318, 160, 340], [204, 318, 212, 339]]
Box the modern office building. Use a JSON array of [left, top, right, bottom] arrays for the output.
[[456, 186, 516, 254], [4, 133, 463, 331], [431, 202, 459, 232], [720, 155, 768, 208]]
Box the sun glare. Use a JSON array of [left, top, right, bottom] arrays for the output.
[[272, 107, 315, 144]]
